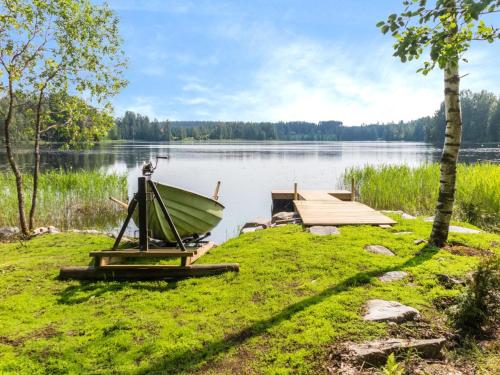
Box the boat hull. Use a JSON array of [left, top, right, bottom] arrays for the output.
[[132, 182, 224, 242]]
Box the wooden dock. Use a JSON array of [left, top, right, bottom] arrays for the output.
[[271, 188, 396, 226]]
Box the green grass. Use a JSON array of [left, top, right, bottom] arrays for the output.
[[342, 163, 500, 231], [0, 217, 498, 374], [0, 170, 128, 230]]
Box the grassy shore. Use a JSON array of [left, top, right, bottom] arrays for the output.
[[0, 170, 127, 230], [343, 163, 499, 231], [0, 216, 498, 374]]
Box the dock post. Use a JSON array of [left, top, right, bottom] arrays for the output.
[[293, 182, 298, 201], [213, 181, 221, 200], [351, 177, 355, 201]]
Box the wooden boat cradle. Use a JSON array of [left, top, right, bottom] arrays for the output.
[[60, 174, 239, 281]]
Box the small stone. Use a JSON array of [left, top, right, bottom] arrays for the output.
[[378, 271, 408, 282], [363, 299, 420, 323], [401, 213, 416, 219], [379, 224, 392, 229], [348, 338, 446, 366], [241, 217, 271, 230], [0, 226, 20, 238], [309, 226, 340, 236], [423, 216, 435, 222], [436, 274, 465, 289], [394, 231, 412, 235], [364, 245, 395, 256], [48, 226, 60, 234], [33, 227, 49, 235], [240, 226, 264, 235], [449, 226, 481, 234], [271, 211, 300, 224], [414, 239, 426, 245]]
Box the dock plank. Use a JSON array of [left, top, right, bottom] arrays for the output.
[[294, 200, 396, 226], [298, 191, 341, 201]]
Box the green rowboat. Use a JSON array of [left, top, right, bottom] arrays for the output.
[[132, 182, 224, 242]]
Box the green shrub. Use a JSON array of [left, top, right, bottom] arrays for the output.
[[450, 255, 500, 337]]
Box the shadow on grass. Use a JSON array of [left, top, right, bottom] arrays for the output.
[[136, 245, 439, 374], [57, 280, 179, 305]]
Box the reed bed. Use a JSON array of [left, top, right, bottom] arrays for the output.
[[342, 163, 499, 231], [0, 170, 128, 230]]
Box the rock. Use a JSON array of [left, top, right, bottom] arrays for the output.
[[271, 211, 301, 224], [0, 226, 20, 239], [348, 338, 446, 366], [363, 299, 420, 323], [309, 226, 340, 236], [394, 231, 412, 235], [378, 271, 408, 282], [449, 226, 481, 234], [423, 216, 434, 222], [33, 226, 60, 235], [379, 224, 392, 229], [436, 274, 465, 289], [364, 245, 395, 256], [240, 226, 264, 235], [414, 239, 426, 245], [401, 213, 416, 219], [241, 217, 271, 230]]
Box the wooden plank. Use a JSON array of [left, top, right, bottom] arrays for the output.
[[293, 200, 396, 226], [89, 249, 197, 258], [59, 263, 240, 281], [185, 242, 215, 265], [271, 189, 352, 201], [298, 191, 341, 201]]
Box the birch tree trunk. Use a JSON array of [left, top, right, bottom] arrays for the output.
[[29, 89, 44, 230], [4, 80, 29, 235], [429, 61, 462, 247]]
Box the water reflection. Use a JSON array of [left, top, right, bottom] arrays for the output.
[[1, 141, 498, 242]]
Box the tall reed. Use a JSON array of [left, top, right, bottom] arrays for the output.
[[0, 170, 127, 230], [342, 163, 499, 231]]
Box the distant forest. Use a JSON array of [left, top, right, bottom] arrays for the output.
[[109, 89, 499, 143]]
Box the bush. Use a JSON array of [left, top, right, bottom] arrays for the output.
[[450, 255, 500, 337]]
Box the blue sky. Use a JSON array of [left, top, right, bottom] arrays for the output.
[[109, 0, 500, 125]]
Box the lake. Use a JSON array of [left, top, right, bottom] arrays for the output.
[[2, 141, 499, 242]]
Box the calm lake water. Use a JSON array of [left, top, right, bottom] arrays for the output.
[[2, 141, 499, 242]]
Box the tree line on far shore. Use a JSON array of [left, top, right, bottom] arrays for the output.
[[2, 89, 499, 144], [110, 90, 500, 143]]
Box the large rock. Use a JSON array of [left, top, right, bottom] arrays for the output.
[[309, 226, 340, 236], [378, 271, 408, 282], [363, 299, 420, 323], [0, 226, 20, 239], [364, 245, 395, 256], [241, 217, 271, 230], [348, 338, 446, 366], [271, 211, 301, 224], [449, 226, 481, 234]]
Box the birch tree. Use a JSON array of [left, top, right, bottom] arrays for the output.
[[378, 0, 500, 246], [0, 0, 127, 234]]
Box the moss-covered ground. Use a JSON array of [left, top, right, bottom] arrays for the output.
[[0, 216, 498, 374]]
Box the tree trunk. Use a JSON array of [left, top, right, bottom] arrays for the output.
[[29, 89, 44, 230], [3, 80, 29, 235], [429, 61, 462, 247]]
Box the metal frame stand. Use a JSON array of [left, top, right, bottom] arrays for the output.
[[113, 176, 190, 265]]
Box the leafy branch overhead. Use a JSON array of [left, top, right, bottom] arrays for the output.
[[377, 0, 500, 74]]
